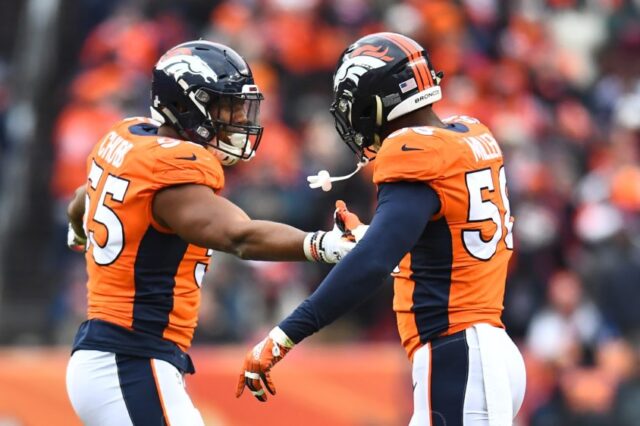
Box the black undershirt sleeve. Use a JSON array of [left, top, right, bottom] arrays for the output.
[[279, 181, 441, 343]]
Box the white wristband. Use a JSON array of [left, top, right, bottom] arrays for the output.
[[269, 326, 295, 349], [303, 232, 315, 261], [303, 231, 325, 262]]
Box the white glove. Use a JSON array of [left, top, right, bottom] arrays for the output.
[[303, 228, 355, 263], [349, 224, 369, 242], [67, 223, 87, 252]]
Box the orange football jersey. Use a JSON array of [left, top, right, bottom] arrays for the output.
[[373, 115, 514, 360], [82, 117, 224, 352]]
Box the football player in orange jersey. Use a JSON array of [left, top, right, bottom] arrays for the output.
[[64, 40, 363, 426], [238, 32, 527, 425]]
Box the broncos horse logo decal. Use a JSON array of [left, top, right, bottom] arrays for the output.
[[157, 52, 218, 84], [333, 45, 394, 91]]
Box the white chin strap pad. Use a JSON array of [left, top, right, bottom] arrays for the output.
[[215, 133, 254, 166]]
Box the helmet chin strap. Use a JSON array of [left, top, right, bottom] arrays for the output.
[[215, 133, 254, 166], [307, 157, 369, 192]]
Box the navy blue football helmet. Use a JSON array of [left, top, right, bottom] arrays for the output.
[[330, 33, 443, 159], [151, 40, 263, 165]]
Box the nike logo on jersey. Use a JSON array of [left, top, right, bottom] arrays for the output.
[[175, 153, 197, 161], [401, 144, 423, 152]]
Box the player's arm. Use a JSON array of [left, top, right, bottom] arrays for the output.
[[237, 181, 441, 401], [66, 185, 87, 251], [152, 183, 356, 262]]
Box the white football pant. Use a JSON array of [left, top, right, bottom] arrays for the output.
[[410, 323, 526, 426], [66, 350, 204, 426]]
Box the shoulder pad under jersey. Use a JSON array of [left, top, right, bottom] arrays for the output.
[[373, 127, 447, 184], [151, 138, 225, 192]]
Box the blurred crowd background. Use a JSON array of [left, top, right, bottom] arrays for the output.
[[0, 0, 639, 425]]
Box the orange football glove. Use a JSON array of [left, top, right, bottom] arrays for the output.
[[334, 200, 368, 242], [236, 327, 295, 402]]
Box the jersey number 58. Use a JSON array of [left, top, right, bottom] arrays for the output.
[[463, 166, 513, 260]]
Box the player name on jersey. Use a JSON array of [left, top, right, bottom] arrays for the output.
[[97, 131, 134, 167], [463, 133, 502, 162]]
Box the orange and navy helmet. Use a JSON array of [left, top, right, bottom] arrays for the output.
[[330, 32, 443, 158]]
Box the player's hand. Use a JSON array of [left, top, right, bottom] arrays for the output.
[[67, 223, 87, 252], [303, 200, 369, 263], [236, 327, 294, 402], [334, 200, 369, 242]]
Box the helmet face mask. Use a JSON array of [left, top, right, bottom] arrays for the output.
[[330, 33, 443, 159], [150, 41, 264, 165], [205, 90, 263, 165], [330, 92, 362, 156], [330, 92, 380, 159]]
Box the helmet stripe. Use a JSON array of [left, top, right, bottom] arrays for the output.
[[382, 33, 425, 91], [401, 35, 434, 86], [389, 33, 428, 90], [415, 57, 434, 86], [383, 33, 426, 86], [384, 33, 433, 88]]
